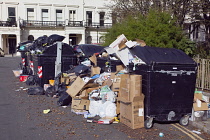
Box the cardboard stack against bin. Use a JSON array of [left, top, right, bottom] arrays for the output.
[[193, 91, 210, 119]]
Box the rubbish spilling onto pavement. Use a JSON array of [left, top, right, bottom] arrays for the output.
[[13, 34, 200, 129]]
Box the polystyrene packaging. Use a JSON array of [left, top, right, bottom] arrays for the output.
[[98, 101, 117, 118], [89, 100, 103, 116]]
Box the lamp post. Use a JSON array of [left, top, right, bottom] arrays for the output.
[[96, 25, 99, 44]]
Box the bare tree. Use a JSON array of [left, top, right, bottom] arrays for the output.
[[107, 0, 210, 49]]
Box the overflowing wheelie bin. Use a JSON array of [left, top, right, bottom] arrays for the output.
[[73, 44, 123, 72], [17, 41, 33, 74], [33, 42, 77, 87], [128, 46, 197, 129]]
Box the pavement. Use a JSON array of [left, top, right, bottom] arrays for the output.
[[190, 116, 210, 135], [190, 91, 210, 134]]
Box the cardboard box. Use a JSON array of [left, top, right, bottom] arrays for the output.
[[129, 75, 142, 101], [119, 74, 130, 101], [60, 77, 70, 85], [112, 82, 120, 92], [66, 77, 86, 97], [91, 66, 101, 77], [120, 95, 144, 129], [116, 100, 120, 114], [193, 99, 209, 111], [71, 97, 90, 110], [194, 93, 209, 103], [119, 74, 142, 101], [194, 93, 203, 101], [89, 54, 97, 66], [60, 73, 77, 85]]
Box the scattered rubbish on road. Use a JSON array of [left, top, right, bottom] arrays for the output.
[[159, 132, 164, 137], [43, 109, 51, 114], [191, 130, 201, 134]]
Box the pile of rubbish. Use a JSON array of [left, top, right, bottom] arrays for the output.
[[13, 34, 145, 129], [13, 34, 202, 129]]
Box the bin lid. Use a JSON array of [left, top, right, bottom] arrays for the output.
[[42, 43, 75, 55], [129, 46, 196, 65], [75, 44, 105, 57]]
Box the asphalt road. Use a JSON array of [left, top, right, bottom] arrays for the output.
[[0, 56, 210, 140]]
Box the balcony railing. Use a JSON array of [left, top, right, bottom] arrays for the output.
[[21, 20, 65, 27], [20, 20, 112, 28], [0, 21, 17, 27], [68, 21, 83, 27], [84, 22, 112, 28]]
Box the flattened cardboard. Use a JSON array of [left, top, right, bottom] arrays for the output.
[[117, 48, 131, 66], [194, 93, 203, 101], [66, 77, 86, 97], [193, 100, 209, 111], [135, 39, 146, 47], [109, 34, 127, 52], [120, 95, 144, 129], [60, 73, 77, 85], [91, 66, 101, 77], [118, 39, 127, 50], [86, 87, 101, 95], [89, 54, 97, 66], [116, 65, 125, 72]]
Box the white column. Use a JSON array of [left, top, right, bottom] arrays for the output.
[[63, 34, 69, 45], [81, 32, 85, 44], [16, 34, 21, 56], [0, 34, 2, 50]]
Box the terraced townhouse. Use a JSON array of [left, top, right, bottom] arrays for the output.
[[0, 0, 112, 56]]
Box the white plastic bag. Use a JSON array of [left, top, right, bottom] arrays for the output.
[[98, 101, 117, 118], [89, 100, 102, 116]]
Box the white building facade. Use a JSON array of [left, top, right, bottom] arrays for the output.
[[0, 0, 112, 55]]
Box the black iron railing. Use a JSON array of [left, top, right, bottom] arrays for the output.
[[22, 20, 65, 27], [20, 20, 112, 28], [0, 21, 17, 27], [84, 22, 112, 28], [68, 21, 83, 27]]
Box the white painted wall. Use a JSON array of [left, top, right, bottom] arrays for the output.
[[0, 0, 112, 55]]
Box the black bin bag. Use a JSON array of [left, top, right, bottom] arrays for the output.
[[27, 87, 44, 95], [47, 34, 65, 45], [57, 92, 72, 106]]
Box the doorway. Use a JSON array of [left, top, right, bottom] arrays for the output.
[[69, 34, 77, 45], [8, 35, 16, 54]]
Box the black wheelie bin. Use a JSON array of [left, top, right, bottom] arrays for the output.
[[17, 41, 33, 75], [128, 46, 197, 129], [33, 43, 77, 87], [74, 44, 123, 72]]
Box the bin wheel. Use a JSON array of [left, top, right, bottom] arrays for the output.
[[179, 116, 189, 126], [144, 118, 153, 129]]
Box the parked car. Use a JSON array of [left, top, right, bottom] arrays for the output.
[[0, 48, 4, 57]]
